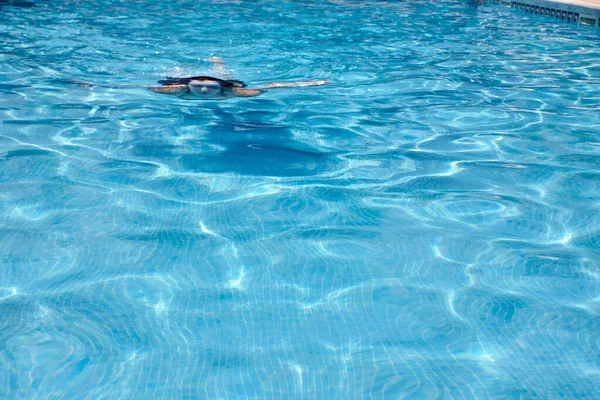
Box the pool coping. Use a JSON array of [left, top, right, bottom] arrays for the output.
[[489, 0, 600, 26]]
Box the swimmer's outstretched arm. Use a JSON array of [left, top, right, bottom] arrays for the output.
[[66, 79, 156, 88], [68, 79, 186, 95], [230, 79, 331, 97], [255, 80, 331, 90]]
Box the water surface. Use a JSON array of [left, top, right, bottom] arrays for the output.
[[1, 0, 600, 398]]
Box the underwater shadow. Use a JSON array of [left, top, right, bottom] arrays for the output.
[[176, 108, 339, 177]]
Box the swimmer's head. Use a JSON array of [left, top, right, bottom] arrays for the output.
[[188, 80, 222, 96]]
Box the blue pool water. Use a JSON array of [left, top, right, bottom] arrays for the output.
[[2, 0, 600, 398]]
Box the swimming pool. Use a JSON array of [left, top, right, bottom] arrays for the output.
[[1, 0, 600, 398]]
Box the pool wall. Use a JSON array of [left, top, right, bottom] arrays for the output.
[[488, 0, 600, 25]]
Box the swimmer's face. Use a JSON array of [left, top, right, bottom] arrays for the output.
[[188, 80, 222, 96]]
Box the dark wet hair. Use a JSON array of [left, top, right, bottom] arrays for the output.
[[157, 76, 246, 88]]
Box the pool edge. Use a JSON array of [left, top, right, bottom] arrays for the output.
[[487, 0, 600, 26]]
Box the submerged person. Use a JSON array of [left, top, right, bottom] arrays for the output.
[[73, 57, 330, 100], [149, 75, 329, 99]]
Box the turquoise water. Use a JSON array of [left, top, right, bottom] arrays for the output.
[[2, 0, 600, 398]]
